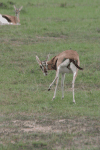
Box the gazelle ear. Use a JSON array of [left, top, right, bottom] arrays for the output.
[[14, 5, 17, 10], [46, 54, 50, 61], [19, 6, 23, 11], [36, 56, 41, 65]]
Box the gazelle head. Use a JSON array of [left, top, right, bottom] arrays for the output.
[[14, 5, 23, 17], [36, 55, 49, 76]]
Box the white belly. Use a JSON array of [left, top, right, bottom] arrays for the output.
[[59, 67, 72, 73], [0, 14, 9, 24], [59, 59, 72, 74]]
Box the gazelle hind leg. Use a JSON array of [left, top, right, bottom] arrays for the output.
[[61, 73, 65, 99], [70, 63, 77, 103], [72, 72, 76, 103]]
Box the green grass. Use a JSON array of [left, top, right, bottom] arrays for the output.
[[0, 0, 100, 149]]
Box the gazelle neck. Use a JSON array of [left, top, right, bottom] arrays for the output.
[[16, 14, 19, 24], [47, 61, 52, 70], [47, 60, 56, 70]]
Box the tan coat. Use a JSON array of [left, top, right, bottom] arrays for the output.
[[2, 15, 20, 24], [47, 50, 80, 70]]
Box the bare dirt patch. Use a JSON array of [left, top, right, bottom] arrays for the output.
[[0, 117, 100, 134], [0, 116, 100, 149], [11, 120, 62, 133]]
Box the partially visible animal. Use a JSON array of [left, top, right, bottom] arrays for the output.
[[36, 50, 83, 103], [0, 5, 23, 25]]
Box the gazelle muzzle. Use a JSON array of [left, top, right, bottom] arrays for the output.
[[40, 61, 48, 76]]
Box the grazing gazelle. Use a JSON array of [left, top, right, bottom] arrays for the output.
[[36, 50, 83, 103], [0, 5, 23, 25]]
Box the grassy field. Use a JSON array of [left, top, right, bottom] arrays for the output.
[[0, 0, 100, 149]]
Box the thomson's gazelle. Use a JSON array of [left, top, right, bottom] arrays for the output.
[[0, 5, 23, 25], [36, 50, 83, 103]]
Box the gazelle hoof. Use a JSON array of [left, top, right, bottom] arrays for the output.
[[52, 97, 55, 101], [48, 88, 50, 91]]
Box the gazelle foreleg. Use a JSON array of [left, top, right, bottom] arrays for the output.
[[48, 67, 60, 100], [61, 73, 65, 99], [48, 70, 59, 91], [52, 67, 61, 100], [48, 59, 70, 92]]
